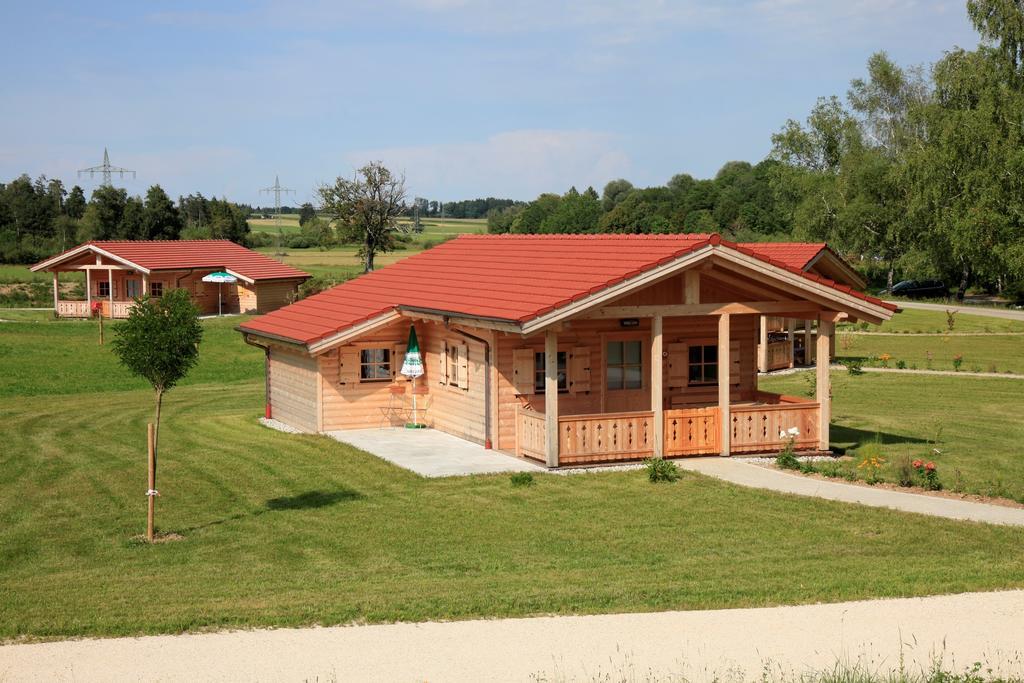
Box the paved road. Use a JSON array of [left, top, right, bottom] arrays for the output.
[[888, 300, 1024, 321], [1, 591, 1022, 682], [678, 458, 1024, 526]]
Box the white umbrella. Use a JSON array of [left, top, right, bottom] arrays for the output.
[[400, 326, 426, 428], [201, 271, 238, 316]]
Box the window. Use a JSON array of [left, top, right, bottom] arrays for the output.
[[149, 281, 164, 298], [534, 351, 567, 393], [688, 344, 718, 385], [125, 279, 142, 299], [447, 345, 461, 387], [606, 340, 642, 390], [97, 281, 111, 297], [359, 348, 391, 381]]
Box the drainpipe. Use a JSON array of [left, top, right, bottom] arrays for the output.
[[243, 335, 272, 419], [446, 320, 492, 449]]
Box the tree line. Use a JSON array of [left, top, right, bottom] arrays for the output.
[[488, 0, 1024, 299], [0, 177, 252, 263]]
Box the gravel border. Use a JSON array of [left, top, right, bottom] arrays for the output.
[[259, 417, 306, 434]]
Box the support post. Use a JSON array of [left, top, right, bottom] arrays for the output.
[[52, 271, 59, 313], [544, 329, 559, 468], [86, 269, 92, 312], [147, 422, 155, 542], [757, 315, 768, 373], [651, 313, 664, 458], [804, 319, 813, 365], [816, 316, 835, 452], [142, 274, 149, 298], [718, 313, 731, 456], [108, 267, 114, 318], [787, 318, 796, 368]]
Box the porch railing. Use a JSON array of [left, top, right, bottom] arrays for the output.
[[56, 300, 89, 317], [763, 340, 793, 370], [515, 407, 547, 461], [665, 406, 720, 456], [730, 392, 819, 453], [558, 410, 655, 465]]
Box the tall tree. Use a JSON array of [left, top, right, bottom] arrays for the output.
[[601, 179, 634, 212], [298, 202, 316, 226], [142, 185, 182, 240], [318, 162, 408, 272], [81, 186, 128, 240], [65, 185, 86, 219]]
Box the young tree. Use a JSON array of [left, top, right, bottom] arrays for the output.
[[65, 185, 86, 219], [142, 185, 183, 240], [319, 162, 408, 272], [298, 202, 316, 226], [111, 289, 203, 540]]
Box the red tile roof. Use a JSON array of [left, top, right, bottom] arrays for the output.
[[240, 234, 892, 346], [35, 240, 309, 282]]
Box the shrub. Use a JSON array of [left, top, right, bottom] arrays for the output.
[[913, 459, 942, 491], [945, 309, 957, 331], [510, 472, 535, 488], [645, 458, 680, 483], [896, 359, 907, 369], [878, 353, 891, 368], [845, 359, 864, 376], [776, 429, 801, 470], [894, 456, 916, 487], [952, 354, 963, 372]]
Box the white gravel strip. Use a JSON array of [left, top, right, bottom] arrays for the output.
[[258, 417, 306, 434]]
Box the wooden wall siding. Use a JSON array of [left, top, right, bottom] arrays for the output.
[[269, 348, 319, 432], [515, 407, 546, 460], [255, 280, 302, 313], [664, 407, 720, 456], [318, 319, 489, 444], [494, 313, 759, 452], [557, 411, 654, 465]]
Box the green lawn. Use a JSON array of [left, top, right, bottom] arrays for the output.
[[836, 332, 1024, 373], [2, 314, 1024, 639], [761, 370, 1024, 500], [841, 307, 1024, 334]]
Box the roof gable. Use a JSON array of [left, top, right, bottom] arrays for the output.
[[32, 240, 309, 282], [240, 234, 892, 347]]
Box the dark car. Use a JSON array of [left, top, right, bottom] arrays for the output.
[[890, 279, 948, 299]]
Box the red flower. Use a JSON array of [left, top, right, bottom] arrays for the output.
[[925, 462, 936, 471], [912, 459, 923, 468]]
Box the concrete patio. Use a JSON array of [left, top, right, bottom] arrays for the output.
[[326, 428, 546, 478]]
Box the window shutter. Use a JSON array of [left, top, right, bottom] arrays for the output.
[[438, 341, 449, 385], [569, 346, 591, 394], [338, 346, 359, 385], [667, 342, 688, 388], [512, 348, 535, 395], [392, 344, 406, 381], [457, 342, 469, 391], [729, 340, 741, 385]]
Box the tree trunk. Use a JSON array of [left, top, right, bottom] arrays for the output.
[[153, 387, 164, 482], [886, 256, 895, 293], [364, 244, 375, 273], [956, 260, 970, 302]]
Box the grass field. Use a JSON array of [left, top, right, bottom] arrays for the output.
[[843, 307, 1024, 334], [2, 312, 1024, 639]]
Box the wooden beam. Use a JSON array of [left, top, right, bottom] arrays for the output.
[[108, 267, 114, 318], [74, 264, 135, 271], [758, 315, 768, 373], [52, 271, 59, 312], [787, 318, 796, 368], [684, 270, 700, 304], [803, 319, 814, 365], [701, 267, 781, 301], [396, 307, 522, 335], [86, 269, 92, 310], [651, 313, 664, 458], [718, 313, 731, 456], [590, 300, 821, 319], [544, 329, 559, 468], [816, 316, 834, 451]]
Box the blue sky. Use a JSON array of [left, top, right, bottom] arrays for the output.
[[0, 1, 979, 205]]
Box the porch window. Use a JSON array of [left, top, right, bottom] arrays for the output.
[[149, 281, 164, 298], [606, 340, 642, 390], [688, 344, 718, 385], [97, 281, 112, 297], [359, 348, 391, 381], [125, 279, 142, 299], [534, 351, 567, 393]]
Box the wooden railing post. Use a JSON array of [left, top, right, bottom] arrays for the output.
[[757, 315, 768, 373], [544, 329, 559, 468], [718, 313, 731, 456], [651, 313, 664, 458], [52, 271, 59, 313]]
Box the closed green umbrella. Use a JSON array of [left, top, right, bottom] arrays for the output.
[[400, 326, 426, 428]]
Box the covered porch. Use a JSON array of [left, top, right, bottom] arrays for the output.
[[513, 303, 836, 468]]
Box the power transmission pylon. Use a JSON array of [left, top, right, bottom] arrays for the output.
[[260, 175, 295, 250], [78, 148, 136, 186]]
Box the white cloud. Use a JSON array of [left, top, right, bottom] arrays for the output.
[[344, 129, 632, 200]]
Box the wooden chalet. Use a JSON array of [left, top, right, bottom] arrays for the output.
[[238, 234, 895, 467], [32, 240, 309, 318]]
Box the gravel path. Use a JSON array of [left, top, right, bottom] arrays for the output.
[[1, 591, 1021, 682], [677, 458, 1024, 526]]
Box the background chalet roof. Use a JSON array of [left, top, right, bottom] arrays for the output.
[[240, 234, 889, 346], [37, 240, 309, 281]]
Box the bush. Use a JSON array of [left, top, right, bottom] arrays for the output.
[[644, 458, 680, 483], [510, 472, 535, 487], [245, 232, 275, 248], [952, 354, 963, 372], [895, 456, 916, 487], [913, 459, 942, 490], [845, 359, 864, 376], [896, 359, 907, 369], [776, 436, 801, 470]]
